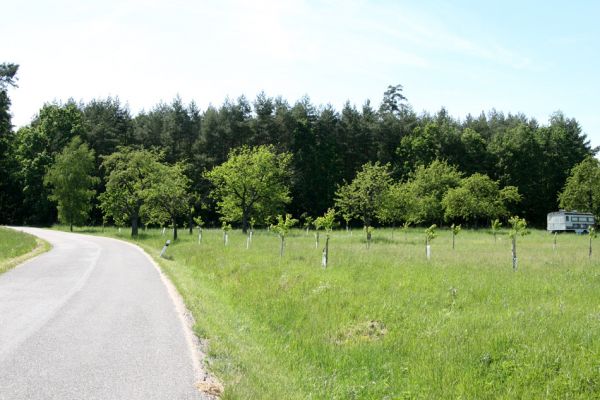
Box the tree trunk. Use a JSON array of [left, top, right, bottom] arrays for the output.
[[322, 235, 329, 268], [70, 222, 73, 232], [188, 213, 193, 234], [241, 211, 249, 234], [512, 237, 517, 271], [131, 213, 139, 237], [172, 218, 178, 241]]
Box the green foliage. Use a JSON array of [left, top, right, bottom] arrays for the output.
[[99, 148, 162, 236], [303, 215, 314, 230], [194, 216, 204, 227], [44, 137, 98, 230], [335, 162, 392, 228], [443, 173, 521, 223], [142, 161, 190, 240], [82, 97, 132, 160], [0, 88, 595, 229], [558, 156, 600, 217], [205, 145, 292, 233], [9, 102, 84, 225], [314, 208, 336, 234], [451, 223, 461, 236], [491, 218, 502, 242], [376, 182, 414, 225], [425, 224, 437, 242], [508, 216, 529, 239], [406, 160, 463, 224], [270, 214, 298, 238], [221, 222, 232, 232]]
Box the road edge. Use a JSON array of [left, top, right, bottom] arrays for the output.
[[95, 236, 224, 398]]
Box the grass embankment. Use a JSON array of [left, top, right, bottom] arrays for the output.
[[0, 227, 49, 275], [68, 226, 600, 399]]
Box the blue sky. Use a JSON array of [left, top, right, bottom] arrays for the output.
[[3, 0, 600, 146]]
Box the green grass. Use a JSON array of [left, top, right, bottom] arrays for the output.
[[62, 226, 600, 399], [0, 227, 49, 274]]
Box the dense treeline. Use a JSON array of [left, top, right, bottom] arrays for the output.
[[0, 64, 595, 228]]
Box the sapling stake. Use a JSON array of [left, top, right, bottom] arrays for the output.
[[425, 224, 437, 260], [194, 216, 204, 244], [315, 208, 336, 268], [365, 226, 374, 249], [222, 222, 231, 246], [451, 223, 461, 250], [589, 227, 596, 259], [553, 232, 557, 251], [342, 213, 352, 236], [314, 218, 323, 249], [271, 214, 298, 258], [303, 216, 313, 236], [508, 216, 529, 271]]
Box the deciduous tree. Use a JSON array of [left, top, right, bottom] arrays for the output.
[[142, 161, 190, 241], [44, 137, 98, 231], [205, 145, 292, 233], [99, 148, 161, 236], [558, 156, 600, 217], [335, 162, 392, 233]]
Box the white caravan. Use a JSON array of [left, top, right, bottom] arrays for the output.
[[547, 210, 595, 233]]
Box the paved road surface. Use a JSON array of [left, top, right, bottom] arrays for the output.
[[0, 228, 206, 400]]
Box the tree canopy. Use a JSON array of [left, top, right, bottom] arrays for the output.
[[44, 137, 98, 231], [99, 148, 161, 236], [205, 145, 292, 233], [558, 156, 600, 217], [442, 173, 521, 224], [0, 65, 595, 229], [335, 162, 393, 229]]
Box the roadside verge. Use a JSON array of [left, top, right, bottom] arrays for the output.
[[0, 230, 51, 275]]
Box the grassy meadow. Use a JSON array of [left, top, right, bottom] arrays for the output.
[[0, 227, 47, 274], [65, 226, 600, 399]]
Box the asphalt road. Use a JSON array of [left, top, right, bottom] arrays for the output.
[[0, 228, 207, 400]]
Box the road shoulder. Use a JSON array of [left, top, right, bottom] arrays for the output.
[[0, 232, 51, 275]]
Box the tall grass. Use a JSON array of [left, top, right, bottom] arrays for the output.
[[69, 226, 600, 399]]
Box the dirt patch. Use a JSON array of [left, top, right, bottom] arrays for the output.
[[335, 320, 387, 345], [196, 380, 224, 397]]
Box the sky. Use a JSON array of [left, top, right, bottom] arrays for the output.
[[3, 0, 600, 146]]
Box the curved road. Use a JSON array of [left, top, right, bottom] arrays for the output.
[[0, 228, 207, 400]]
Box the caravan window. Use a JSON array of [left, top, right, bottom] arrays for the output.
[[573, 217, 579, 222], [566, 216, 570, 222]]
